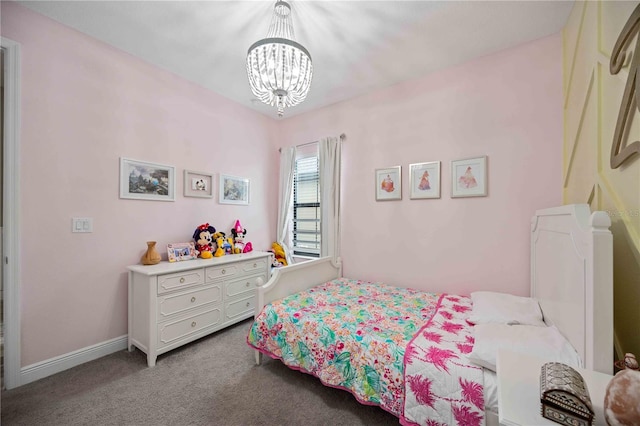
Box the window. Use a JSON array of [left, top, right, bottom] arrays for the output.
[[293, 144, 320, 257]]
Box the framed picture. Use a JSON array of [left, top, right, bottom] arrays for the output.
[[409, 161, 441, 199], [451, 156, 488, 198], [119, 158, 175, 201], [184, 170, 213, 198], [219, 174, 250, 205], [375, 166, 402, 201], [167, 242, 198, 262]]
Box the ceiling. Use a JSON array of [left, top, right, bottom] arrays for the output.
[[18, 0, 574, 120]]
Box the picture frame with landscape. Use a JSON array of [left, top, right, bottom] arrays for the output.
[[219, 174, 250, 205], [119, 157, 175, 201]]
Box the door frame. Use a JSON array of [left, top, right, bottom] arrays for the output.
[[2, 36, 22, 390]]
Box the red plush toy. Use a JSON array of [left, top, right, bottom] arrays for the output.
[[192, 223, 216, 259]]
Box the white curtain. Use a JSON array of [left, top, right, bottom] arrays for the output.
[[319, 136, 342, 259], [276, 146, 296, 265]]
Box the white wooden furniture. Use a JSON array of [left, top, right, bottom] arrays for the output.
[[128, 251, 270, 367], [497, 349, 612, 426], [251, 204, 613, 425], [531, 204, 613, 374]]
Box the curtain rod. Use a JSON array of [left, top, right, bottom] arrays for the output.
[[278, 133, 346, 153]]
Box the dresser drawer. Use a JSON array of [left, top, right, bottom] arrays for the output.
[[157, 269, 204, 295], [240, 258, 268, 274], [157, 305, 222, 348], [225, 294, 256, 321], [225, 273, 266, 299], [157, 284, 222, 319], [206, 264, 239, 281], [128, 252, 271, 367]]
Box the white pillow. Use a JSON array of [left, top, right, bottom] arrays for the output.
[[467, 323, 583, 372], [468, 291, 545, 326]]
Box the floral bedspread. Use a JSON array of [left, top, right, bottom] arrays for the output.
[[401, 295, 485, 426], [246, 278, 441, 416]]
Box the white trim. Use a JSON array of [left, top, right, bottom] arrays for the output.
[[291, 254, 317, 263], [1, 37, 22, 390], [21, 335, 128, 386]]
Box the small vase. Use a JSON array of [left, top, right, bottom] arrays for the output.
[[141, 241, 161, 265]]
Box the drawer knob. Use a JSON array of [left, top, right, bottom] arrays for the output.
[[246, 282, 250, 287], [180, 277, 185, 283], [253, 263, 257, 268], [246, 302, 250, 307], [221, 269, 226, 274], [191, 297, 196, 303], [191, 321, 196, 328]]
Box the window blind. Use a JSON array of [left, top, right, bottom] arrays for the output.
[[293, 143, 321, 257]]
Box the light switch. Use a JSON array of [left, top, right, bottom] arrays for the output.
[[72, 217, 93, 233]]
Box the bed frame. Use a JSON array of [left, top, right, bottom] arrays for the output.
[[253, 204, 613, 420], [530, 204, 613, 374]]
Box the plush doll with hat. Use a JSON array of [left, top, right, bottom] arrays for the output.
[[230, 220, 253, 254], [192, 223, 216, 259]]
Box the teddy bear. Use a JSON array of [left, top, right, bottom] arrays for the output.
[[230, 220, 253, 254], [192, 223, 216, 259]]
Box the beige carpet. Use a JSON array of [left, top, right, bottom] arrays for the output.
[[1, 319, 398, 425]]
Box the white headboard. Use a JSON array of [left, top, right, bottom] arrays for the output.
[[531, 204, 613, 374]]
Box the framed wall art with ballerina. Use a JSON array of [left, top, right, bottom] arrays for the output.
[[375, 166, 402, 201], [451, 156, 488, 198], [409, 161, 441, 200]]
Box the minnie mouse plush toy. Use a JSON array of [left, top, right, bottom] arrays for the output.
[[192, 223, 216, 259], [230, 220, 253, 254]]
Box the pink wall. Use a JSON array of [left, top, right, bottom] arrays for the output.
[[1, 2, 280, 366], [2, 2, 562, 368], [279, 34, 563, 296]]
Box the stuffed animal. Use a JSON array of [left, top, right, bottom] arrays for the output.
[[212, 231, 226, 257], [224, 237, 234, 255], [192, 223, 216, 259], [271, 242, 287, 266], [269, 252, 283, 268], [230, 220, 253, 254]]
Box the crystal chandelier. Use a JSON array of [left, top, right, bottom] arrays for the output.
[[246, 0, 313, 117]]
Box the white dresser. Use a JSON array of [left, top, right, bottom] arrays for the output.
[[127, 251, 271, 366]]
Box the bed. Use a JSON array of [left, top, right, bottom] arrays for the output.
[[247, 204, 613, 425]]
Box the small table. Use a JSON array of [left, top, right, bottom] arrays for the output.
[[497, 349, 612, 426]]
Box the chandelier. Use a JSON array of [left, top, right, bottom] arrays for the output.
[[246, 0, 313, 117]]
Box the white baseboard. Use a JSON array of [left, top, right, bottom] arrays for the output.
[[19, 335, 128, 387]]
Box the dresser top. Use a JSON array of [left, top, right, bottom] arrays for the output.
[[127, 251, 271, 275]]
